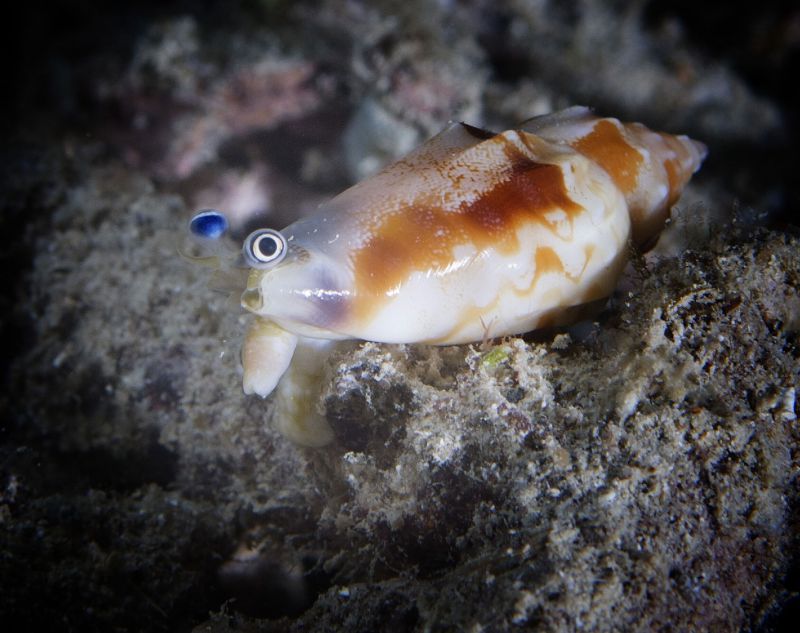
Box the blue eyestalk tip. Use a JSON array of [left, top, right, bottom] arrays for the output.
[[190, 209, 229, 240]]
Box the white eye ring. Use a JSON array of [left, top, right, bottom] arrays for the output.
[[243, 229, 288, 268]]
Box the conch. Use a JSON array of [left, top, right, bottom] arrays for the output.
[[192, 106, 706, 446]]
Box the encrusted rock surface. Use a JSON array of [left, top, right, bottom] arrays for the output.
[[1, 1, 797, 631]]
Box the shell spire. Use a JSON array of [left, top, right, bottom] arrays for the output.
[[521, 106, 707, 248]]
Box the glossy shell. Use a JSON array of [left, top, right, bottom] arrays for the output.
[[242, 106, 706, 345], [233, 106, 706, 444]]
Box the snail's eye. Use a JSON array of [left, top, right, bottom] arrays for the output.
[[189, 209, 228, 239], [243, 229, 288, 268]]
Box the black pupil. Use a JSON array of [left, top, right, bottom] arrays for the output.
[[256, 234, 278, 258]]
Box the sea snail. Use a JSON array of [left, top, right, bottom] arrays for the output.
[[192, 106, 707, 446]]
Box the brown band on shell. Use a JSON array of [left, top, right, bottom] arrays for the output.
[[351, 141, 584, 324], [573, 119, 643, 196]]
